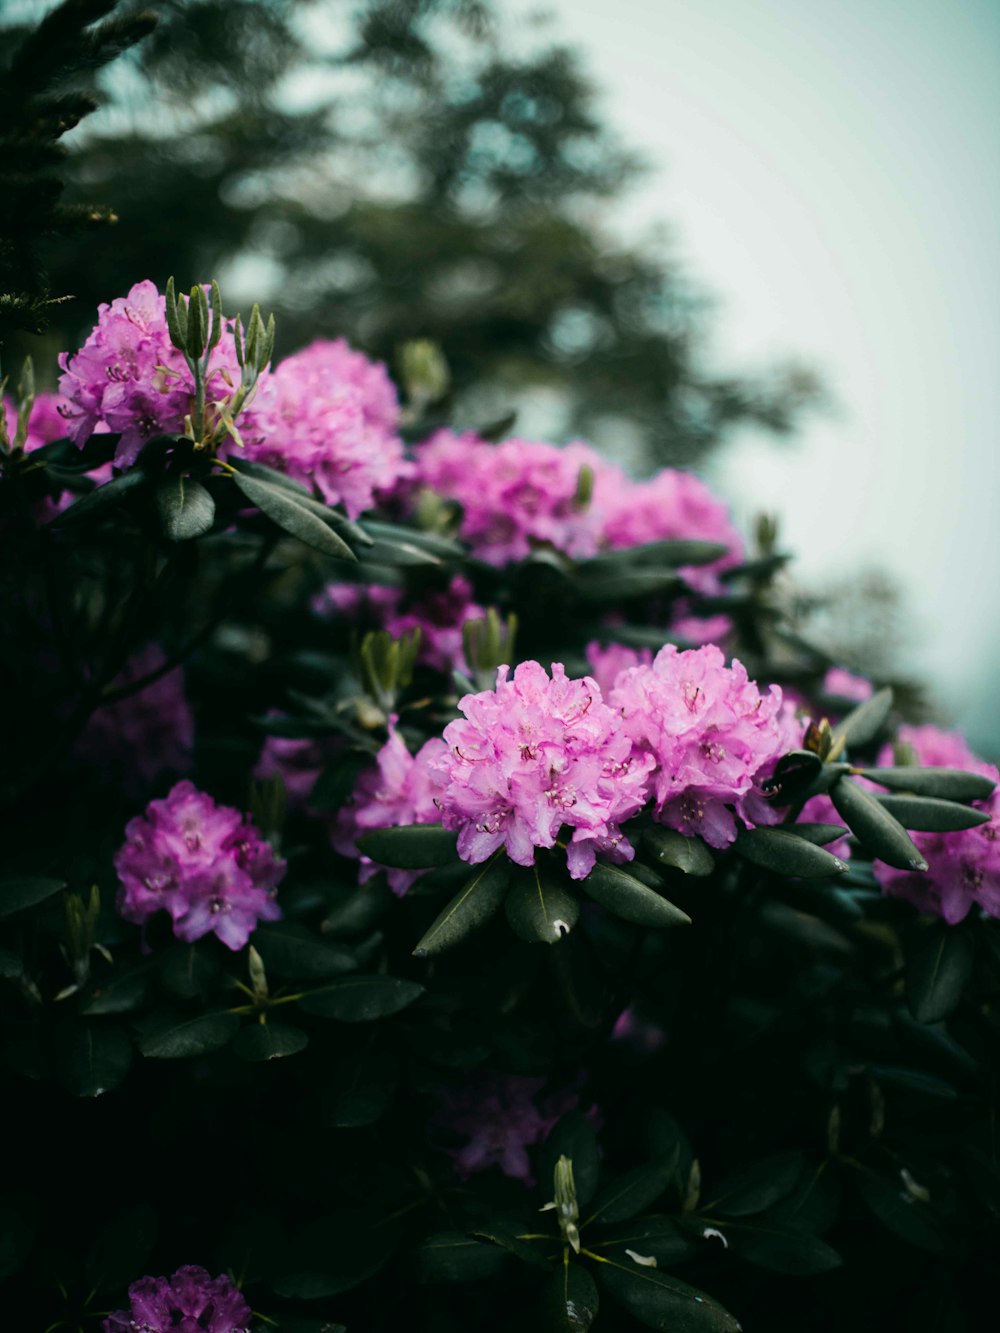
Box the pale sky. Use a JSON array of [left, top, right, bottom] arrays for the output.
[[541, 0, 1000, 752]]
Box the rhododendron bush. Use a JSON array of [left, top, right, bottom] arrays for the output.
[[1, 276, 998, 1333]]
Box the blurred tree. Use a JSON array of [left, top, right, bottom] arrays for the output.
[[1, 0, 821, 468]]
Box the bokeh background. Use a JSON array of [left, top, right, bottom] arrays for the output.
[[4, 0, 998, 752]]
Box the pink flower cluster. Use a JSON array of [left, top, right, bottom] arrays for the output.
[[433, 661, 653, 878], [246, 338, 408, 517], [431, 1073, 581, 1184], [114, 781, 284, 949], [609, 644, 793, 848], [872, 724, 1000, 923], [333, 721, 448, 895], [58, 280, 262, 467], [104, 1265, 250, 1333], [3, 390, 70, 452]]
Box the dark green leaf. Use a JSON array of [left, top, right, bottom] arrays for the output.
[[81, 966, 151, 1015], [252, 924, 356, 980], [906, 924, 975, 1023], [642, 828, 714, 877], [875, 794, 990, 832], [158, 942, 222, 999], [470, 1227, 550, 1271], [854, 765, 996, 802], [0, 875, 65, 917], [413, 854, 510, 957], [579, 540, 729, 575], [139, 1011, 239, 1059], [790, 823, 849, 845], [703, 1152, 805, 1217], [0, 1196, 36, 1281], [361, 519, 463, 559], [231, 469, 357, 560], [414, 1232, 508, 1283], [273, 1209, 397, 1299], [0, 948, 21, 979], [355, 823, 459, 869], [49, 469, 147, 527], [541, 1260, 600, 1331], [597, 1255, 741, 1332], [155, 473, 215, 540], [86, 1205, 156, 1294], [591, 1216, 697, 1268], [231, 459, 374, 546], [766, 1162, 841, 1235], [734, 827, 847, 878], [587, 1149, 681, 1226], [582, 863, 691, 928], [540, 1110, 601, 1208], [830, 686, 894, 753], [830, 777, 928, 871], [233, 1022, 309, 1061], [577, 571, 683, 604], [323, 1052, 397, 1127], [851, 1163, 957, 1255], [711, 1218, 841, 1274], [60, 1024, 132, 1097], [763, 750, 824, 802], [505, 866, 580, 944], [299, 975, 424, 1022]]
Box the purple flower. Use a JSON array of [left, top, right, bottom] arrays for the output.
[[333, 720, 449, 895], [103, 1264, 251, 1333], [431, 1073, 581, 1184], [612, 1006, 667, 1054], [114, 781, 284, 950], [822, 667, 873, 703], [77, 646, 194, 795], [871, 724, 1000, 923], [245, 339, 408, 517], [58, 280, 268, 467], [431, 661, 654, 879], [412, 430, 614, 564], [253, 723, 343, 811], [610, 644, 792, 848], [585, 641, 653, 696]]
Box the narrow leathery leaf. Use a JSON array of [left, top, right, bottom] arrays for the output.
[[60, 1025, 132, 1097], [208, 279, 223, 350], [579, 540, 729, 576], [139, 1011, 239, 1059], [234, 1023, 309, 1061], [164, 276, 185, 349], [50, 470, 147, 527], [541, 1260, 600, 1331], [355, 823, 459, 869], [414, 1232, 508, 1283], [505, 866, 580, 944], [734, 827, 847, 878], [155, 473, 215, 540], [711, 1220, 841, 1275], [413, 855, 510, 957], [874, 794, 990, 832], [362, 534, 446, 566], [587, 1148, 680, 1225], [298, 975, 424, 1022], [851, 1164, 956, 1255], [360, 520, 464, 558], [906, 923, 975, 1023], [540, 1111, 601, 1208], [231, 470, 357, 560], [642, 828, 715, 876], [86, 1205, 156, 1294], [830, 777, 928, 871], [596, 1255, 741, 1333], [582, 862, 691, 928], [719, 553, 791, 582], [252, 925, 356, 980], [81, 966, 151, 1015], [230, 459, 373, 545], [576, 570, 683, 604], [592, 1217, 697, 1267], [0, 876, 65, 916], [790, 823, 849, 845], [186, 284, 207, 359], [471, 1228, 551, 1271], [703, 1152, 805, 1217], [853, 765, 996, 802], [829, 686, 893, 757]]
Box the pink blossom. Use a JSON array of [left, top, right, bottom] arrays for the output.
[[103, 1265, 251, 1333], [413, 430, 614, 564], [585, 641, 653, 696], [871, 724, 999, 923], [3, 390, 70, 451], [610, 644, 791, 848], [431, 661, 654, 878], [823, 667, 873, 703], [114, 781, 284, 950], [254, 729, 341, 810], [246, 338, 407, 517], [58, 280, 268, 467], [333, 720, 449, 895]]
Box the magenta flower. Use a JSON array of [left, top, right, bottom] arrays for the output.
[[114, 781, 284, 950], [432, 1073, 582, 1184], [823, 667, 873, 702], [413, 430, 614, 564], [77, 646, 194, 795], [333, 721, 449, 895], [103, 1265, 251, 1333], [871, 724, 1000, 923], [246, 338, 408, 517], [585, 641, 653, 696], [253, 725, 343, 811], [610, 644, 792, 848], [3, 390, 71, 451], [431, 661, 653, 879], [58, 280, 269, 467]]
